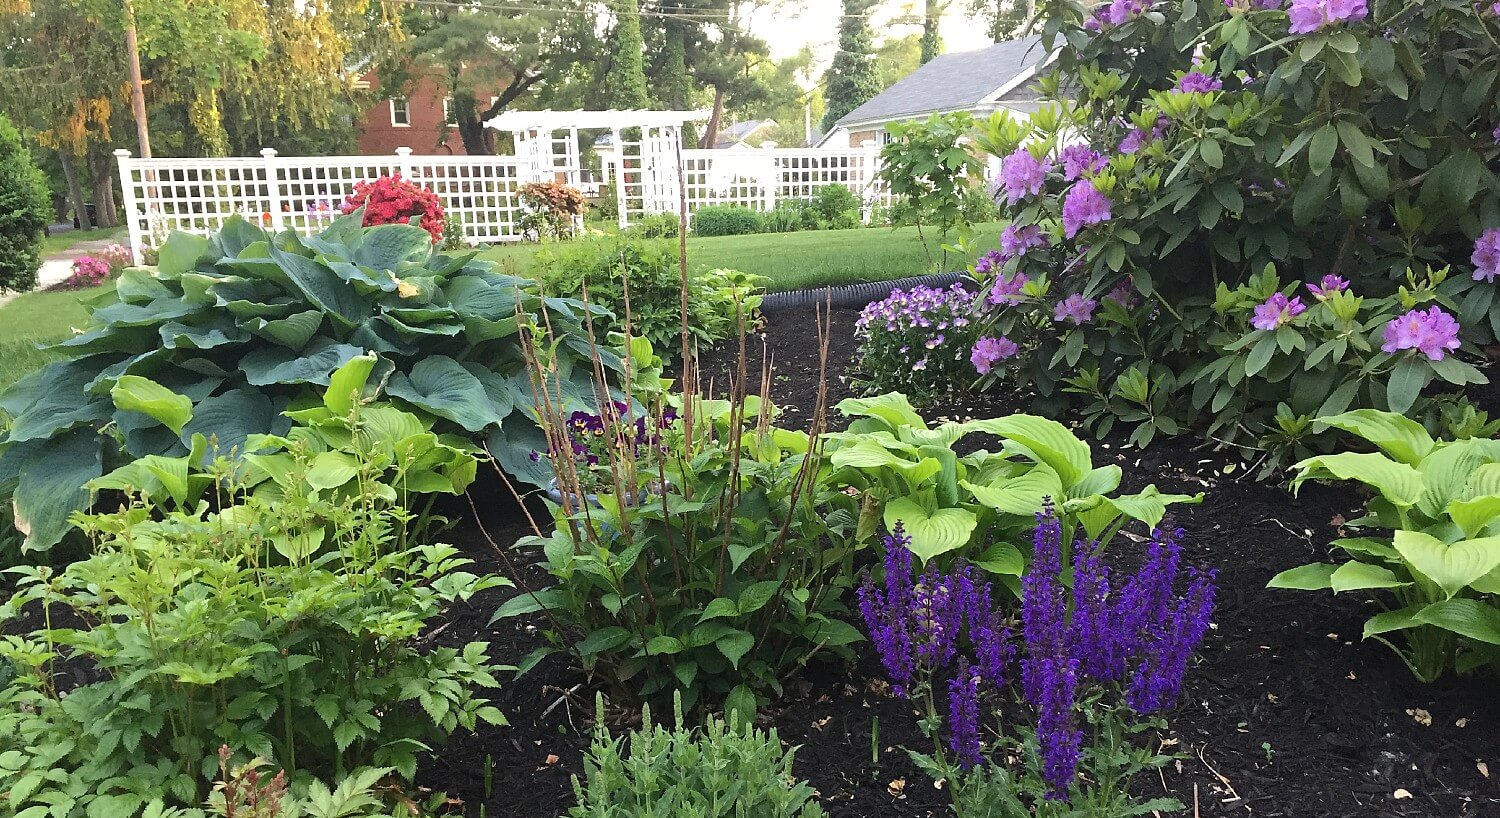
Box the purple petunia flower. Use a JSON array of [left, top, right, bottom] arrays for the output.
[[1306, 274, 1350, 300], [1287, 0, 1367, 34], [1250, 292, 1306, 331], [1000, 148, 1050, 204], [1176, 72, 1224, 93], [1001, 224, 1051, 257], [1053, 294, 1099, 325], [1058, 143, 1107, 181], [1062, 180, 1112, 238], [971, 336, 1020, 374], [1382, 306, 1461, 361], [1472, 228, 1500, 283], [988, 272, 1029, 305]]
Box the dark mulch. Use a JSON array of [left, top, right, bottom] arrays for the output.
[[419, 306, 1500, 818]]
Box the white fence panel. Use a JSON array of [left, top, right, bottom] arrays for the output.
[[115, 142, 901, 265]]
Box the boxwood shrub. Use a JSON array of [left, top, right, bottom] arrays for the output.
[[691, 204, 764, 237]]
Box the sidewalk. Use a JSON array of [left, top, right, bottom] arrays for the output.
[[0, 230, 124, 309]]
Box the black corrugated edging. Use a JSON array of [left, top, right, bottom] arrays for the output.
[[759, 271, 969, 311]]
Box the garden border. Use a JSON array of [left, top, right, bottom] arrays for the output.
[[760, 271, 965, 311]]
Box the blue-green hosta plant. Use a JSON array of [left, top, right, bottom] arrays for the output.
[[823, 393, 1201, 591], [1269, 409, 1500, 681], [0, 212, 603, 553]]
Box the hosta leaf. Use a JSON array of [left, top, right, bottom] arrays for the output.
[[962, 464, 1063, 515], [1447, 495, 1500, 539], [243, 310, 324, 350], [444, 275, 522, 320], [1329, 561, 1410, 592], [241, 337, 366, 387], [1363, 604, 1424, 638], [1317, 409, 1434, 464], [1393, 530, 1500, 599], [386, 356, 509, 433], [963, 415, 1092, 487], [1290, 452, 1423, 507], [355, 224, 435, 270], [157, 232, 213, 277], [1417, 439, 1500, 517], [884, 496, 978, 562], [270, 245, 371, 327], [836, 393, 928, 430], [325, 354, 378, 416], [1266, 563, 1336, 590], [9, 430, 104, 552], [110, 375, 193, 434], [1412, 599, 1500, 645], [3, 357, 114, 443], [182, 389, 277, 459], [306, 451, 361, 491]]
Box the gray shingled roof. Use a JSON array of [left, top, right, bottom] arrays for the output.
[[835, 36, 1049, 128]]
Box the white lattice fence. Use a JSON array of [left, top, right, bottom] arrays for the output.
[[675, 146, 891, 219], [116, 148, 529, 264]]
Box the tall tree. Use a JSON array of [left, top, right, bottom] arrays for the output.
[[821, 0, 882, 134], [603, 0, 651, 109], [966, 0, 1027, 42], [920, 0, 949, 64], [689, 1, 775, 149]]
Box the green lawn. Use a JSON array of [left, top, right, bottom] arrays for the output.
[[0, 285, 114, 397], [481, 222, 1003, 291], [41, 226, 126, 255]]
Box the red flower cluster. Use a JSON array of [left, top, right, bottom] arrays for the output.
[[340, 174, 445, 243]]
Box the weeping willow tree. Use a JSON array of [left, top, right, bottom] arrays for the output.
[[132, 0, 404, 156]]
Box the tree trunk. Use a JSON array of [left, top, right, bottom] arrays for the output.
[[87, 151, 119, 228], [698, 86, 726, 149], [60, 150, 91, 230]]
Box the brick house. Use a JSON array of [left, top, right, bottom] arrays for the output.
[[355, 69, 501, 155], [817, 36, 1056, 148]]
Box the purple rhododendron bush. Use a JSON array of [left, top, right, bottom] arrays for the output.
[[859, 0, 1500, 475]]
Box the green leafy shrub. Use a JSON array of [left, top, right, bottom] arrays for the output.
[[691, 205, 764, 237], [499, 393, 863, 710], [0, 113, 52, 294], [627, 212, 682, 239], [877, 112, 984, 248], [529, 236, 764, 352], [569, 693, 825, 818], [812, 183, 862, 228], [1269, 410, 1500, 682], [761, 200, 817, 233], [0, 213, 601, 553], [0, 380, 507, 812], [967, 0, 1500, 462], [824, 393, 1199, 589]]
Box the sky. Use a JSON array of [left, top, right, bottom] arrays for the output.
[[744, 1, 997, 64]]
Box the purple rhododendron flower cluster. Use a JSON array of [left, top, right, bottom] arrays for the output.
[[1062, 180, 1113, 238], [1286, 0, 1368, 34], [1306, 274, 1350, 300], [1175, 72, 1224, 93], [1086, 0, 1150, 28], [988, 272, 1030, 306], [1382, 306, 1461, 361], [1119, 117, 1170, 154], [971, 336, 1021, 374], [1058, 143, 1107, 181], [1472, 228, 1500, 283], [1250, 292, 1307, 331], [1053, 293, 1099, 325], [999, 148, 1051, 204], [1106, 279, 1141, 309], [1024, 512, 1216, 798], [973, 250, 1006, 277], [1001, 224, 1051, 258]]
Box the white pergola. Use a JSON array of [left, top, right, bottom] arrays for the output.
[[484, 109, 711, 227]]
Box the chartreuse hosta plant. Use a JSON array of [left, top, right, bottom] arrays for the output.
[[0, 363, 506, 816], [1269, 410, 1500, 681], [0, 211, 603, 553], [824, 393, 1200, 590]]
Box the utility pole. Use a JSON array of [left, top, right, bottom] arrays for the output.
[[122, 0, 151, 158]]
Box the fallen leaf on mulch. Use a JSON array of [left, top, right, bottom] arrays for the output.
[[1478, 761, 1489, 778], [1407, 708, 1432, 727], [887, 778, 906, 798], [544, 754, 559, 765], [1394, 789, 1414, 799]]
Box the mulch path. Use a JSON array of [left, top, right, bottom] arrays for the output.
[[418, 305, 1500, 817]]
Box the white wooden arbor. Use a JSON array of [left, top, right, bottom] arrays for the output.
[[485, 109, 710, 228]]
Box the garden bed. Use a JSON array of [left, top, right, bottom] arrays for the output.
[[420, 305, 1500, 818]]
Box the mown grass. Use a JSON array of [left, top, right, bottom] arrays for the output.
[[0, 285, 113, 397], [480, 222, 1004, 291], [40, 227, 126, 255]]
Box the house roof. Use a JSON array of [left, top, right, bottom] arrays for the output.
[[833, 36, 1050, 130], [714, 119, 777, 148]]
